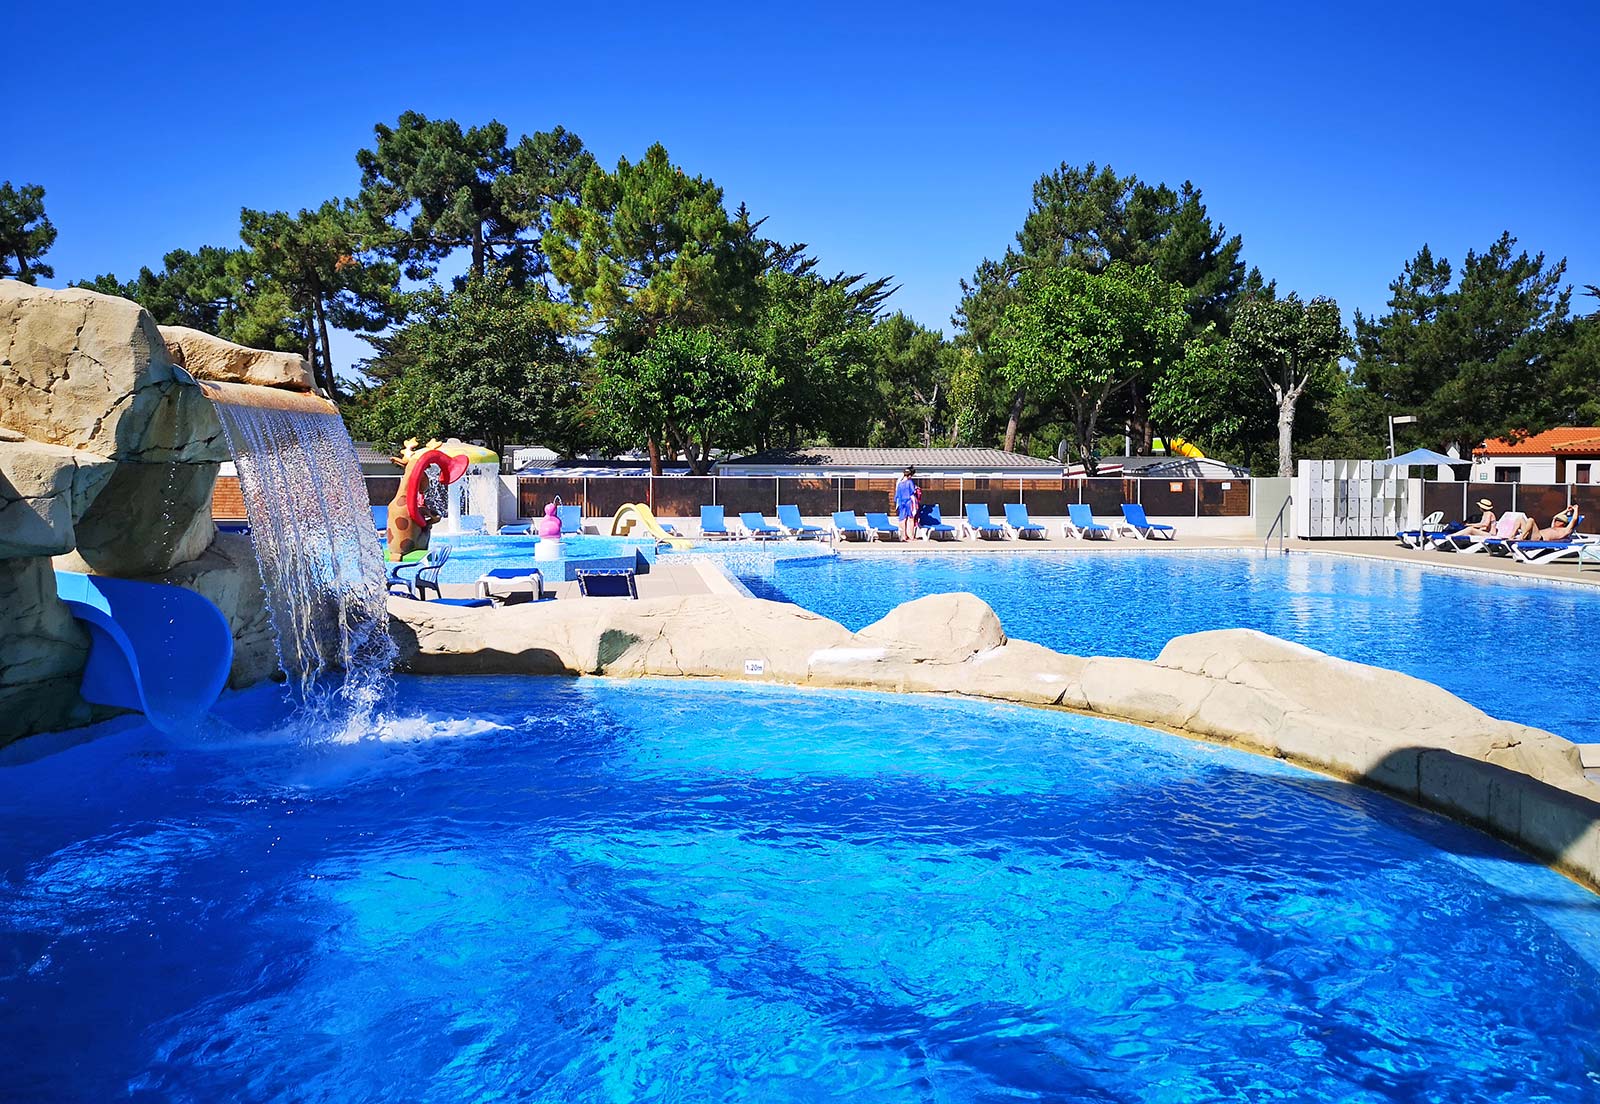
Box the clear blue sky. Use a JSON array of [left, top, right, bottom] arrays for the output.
[[8, 0, 1597, 376]]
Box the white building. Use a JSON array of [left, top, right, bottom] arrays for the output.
[[1472, 429, 1600, 484]]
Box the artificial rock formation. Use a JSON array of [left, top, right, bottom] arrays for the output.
[[1, 280, 228, 574], [387, 591, 1600, 891], [160, 325, 315, 392], [0, 281, 290, 744]]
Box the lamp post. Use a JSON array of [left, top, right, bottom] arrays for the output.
[[1388, 414, 1418, 459]]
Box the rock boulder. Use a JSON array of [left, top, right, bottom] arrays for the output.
[[0, 436, 115, 559], [0, 559, 95, 742], [160, 325, 315, 392]]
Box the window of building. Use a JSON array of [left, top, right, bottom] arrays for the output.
[[1494, 466, 1521, 483], [1577, 464, 1592, 485]]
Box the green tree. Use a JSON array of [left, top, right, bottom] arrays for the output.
[[0, 181, 57, 283], [357, 113, 592, 283], [547, 143, 764, 350], [347, 270, 579, 456], [866, 313, 955, 447], [594, 326, 774, 475], [954, 161, 1258, 453], [77, 245, 245, 332], [236, 201, 403, 395], [1351, 234, 1579, 453], [993, 263, 1191, 473], [1228, 294, 1348, 476]]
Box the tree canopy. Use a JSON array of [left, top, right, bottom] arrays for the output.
[[0, 181, 57, 284]]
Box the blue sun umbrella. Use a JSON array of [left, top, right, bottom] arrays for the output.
[[1380, 447, 1459, 468]]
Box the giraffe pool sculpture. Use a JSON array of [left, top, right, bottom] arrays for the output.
[[385, 439, 471, 562]]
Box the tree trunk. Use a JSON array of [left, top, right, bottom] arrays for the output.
[[1003, 389, 1026, 453], [647, 437, 662, 477], [312, 292, 336, 398], [1276, 391, 1299, 477], [472, 223, 486, 279]]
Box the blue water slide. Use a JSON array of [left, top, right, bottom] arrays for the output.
[[53, 571, 234, 734]]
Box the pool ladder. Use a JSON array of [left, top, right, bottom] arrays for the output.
[[1264, 495, 1293, 557]]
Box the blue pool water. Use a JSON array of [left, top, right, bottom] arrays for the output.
[[737, 550, 1600, 741], [4, 676, 1600, 1101]]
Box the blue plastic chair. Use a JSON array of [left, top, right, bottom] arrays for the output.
[[387, 545, 450, 598], [863, 512, 901, 540], [776, 504, 826, 539], [1065, 503, 1113, 540], [831, 510, 871, 541], [556, 504, 582, 535], [963, 504, 1006, 540], [1121, 502, 1176, 540], [739, 512, 785, 539], [1003, 503, 1048, 539], [700, 505, 733, 538]]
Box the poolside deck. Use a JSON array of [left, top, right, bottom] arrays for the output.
[[438, 534, 1600, 603]]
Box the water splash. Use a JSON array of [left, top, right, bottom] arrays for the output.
[[208, 398, 394, 730]]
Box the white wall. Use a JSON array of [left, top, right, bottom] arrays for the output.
[[1471, 457, 1558, 483]]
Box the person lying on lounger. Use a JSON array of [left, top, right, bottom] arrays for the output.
[[1513, 505, 1580, 541]]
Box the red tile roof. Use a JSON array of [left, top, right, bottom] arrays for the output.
[[1475, 428, 1600, 456]]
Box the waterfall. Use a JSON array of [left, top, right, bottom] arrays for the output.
[[201, 381, 394, 724]]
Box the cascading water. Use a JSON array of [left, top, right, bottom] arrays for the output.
[[198, 380, 394, 726]]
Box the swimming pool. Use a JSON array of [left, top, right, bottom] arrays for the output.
[[736, 550, 1600, 741], [4, 676, 1599, 1100]]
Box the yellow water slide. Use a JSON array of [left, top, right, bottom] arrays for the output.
[[1154, 436, 1206, 459], [610, 502, 696, 550]]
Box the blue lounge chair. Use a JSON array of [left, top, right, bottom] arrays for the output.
[[1003, 503, 1048, 540], [700, 505, 734, 539], [1064, 503, 1113, 540], [962, 504, 1007, 540], [831, 511, 872, 541], [918, 503, 957, 541], [776, 504, 826, 539], [1509, 539, 1594, 564], [577, 568, 638, 598], [1120, 502, 1176, 540], [499, 522, 532, 536], [863, 512, 901, 540], [556, 504, 582, 535], [739, 511, 786, 539]]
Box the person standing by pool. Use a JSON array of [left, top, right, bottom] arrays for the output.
[[895, 466, 921, 541]]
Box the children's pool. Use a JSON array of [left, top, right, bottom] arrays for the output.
[[736, 550, 1600, 741], [4, 676, 1599, 1101]]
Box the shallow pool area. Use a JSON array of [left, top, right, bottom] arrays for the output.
[[737, 550, 1600, 741], [5, 676, 1600, 1101]]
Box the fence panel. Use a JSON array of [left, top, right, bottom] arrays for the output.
[[959, 477, 1005, 513], [1571, 486, 1600, 527], [1082, 479, 1133, 516], [1137, 479, 1197, 518], [583, 477, 651, 522], [716, 477, 780, 516], [777, 478, 838, 518], [918, 477, 963, 522], [1421, 481, 1467, 523], [1514, 483, 1571, 525], [365, 476, 400, 507], [518, 476, 586, 518], [1197, 479, 1251, 517], [838, 478, 896, 515], [1019, 478, 1073, 517], [651, 477, 715, 520]]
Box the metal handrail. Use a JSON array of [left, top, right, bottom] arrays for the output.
[[1264, 495, 1293, 557]]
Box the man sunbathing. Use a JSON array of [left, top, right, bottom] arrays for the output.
[[1513, 505, 1580, 541]]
